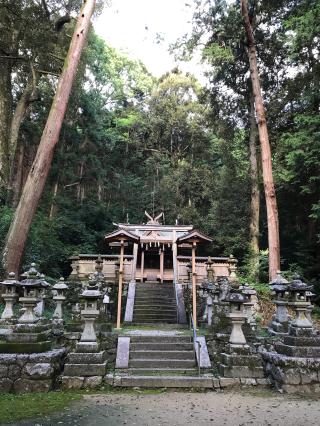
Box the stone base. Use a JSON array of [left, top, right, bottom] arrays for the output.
[[262, 351, 320, 393], [0, 348, 66, 393], [61, 375, 103, 390], [219, 345, 264, 379], [268, 320, 289, 335]]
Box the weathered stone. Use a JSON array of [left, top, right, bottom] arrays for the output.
[[63, 363, 107, 377], [0, 364, 8, 379], [212, 378, 220, 388], [61, 376, 84, 390], [256, 378, 271, 386], [240, 378, 257, 386], [219, 378, 240, 387], [220, 364, 264, 378], [104, 373, 115, 386], [7, 364, 21, 380], [14, 378, 51, 393], [68, 351, 106, 364], [0, 378, 13, 393], [23, 363, 54, 379], [83, 376, 103, 388], [300, 369, 318, 384]]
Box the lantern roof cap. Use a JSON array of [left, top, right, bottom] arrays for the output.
[[53, 277, 68, 290], [0, 272, 21, 286]]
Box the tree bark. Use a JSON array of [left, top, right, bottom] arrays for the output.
[[249, 92, 260, 280], [3, 0, 96, 275], [241, 0, 280, 281], [0, 60, 13, 189]]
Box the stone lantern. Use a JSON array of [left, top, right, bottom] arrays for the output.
[[269, 270, 289, 334], [186, 261, 192, 282], [19, 263, 44, 323], [52, 277, 68, 320], [78, 278, 102, 351], [0, 272, 20, 320], [241, 284, 257, 331], [200, 279, 215, 326], [206, 256, 215, 282], [288, 276, 313, 333], [93, 255, 105, 288], [228, 255, 238, 285], [306, 290, 315, 324], [226, 291, 248, 347]]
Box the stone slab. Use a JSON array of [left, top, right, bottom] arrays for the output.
[[63, 362, 107, 377], [115, 337, 130, 369], [124, 281, 135, 323], [112, 375, 213, 388], [68, 351, 107, 364], [61, 376, 84, 390], [195, 336, 211, 369]]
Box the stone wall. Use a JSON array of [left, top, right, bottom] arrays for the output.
[[0, 348, 67, 393]]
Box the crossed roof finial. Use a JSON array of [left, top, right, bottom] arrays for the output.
[[144, 211, 163, 225]]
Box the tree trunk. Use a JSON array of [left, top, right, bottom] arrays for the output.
[[49, 178, 59, 219], [9, 67, 39, 190], [0, 60, 13, 190], [249, 92, 260, 281], [241, 0, 280, 281], [3, 0, 96, 275], [11, 140, 25, 208]]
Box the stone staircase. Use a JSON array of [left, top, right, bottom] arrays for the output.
[[132, 282, 177, 324], [109, 333, 214, 388]]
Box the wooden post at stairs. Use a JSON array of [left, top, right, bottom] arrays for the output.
[[131, 242, 138, 282], [116, 240, 124, 329], [192, 241, 197, 329], [140, 249, 144, 283], [160, 249, 164, 283]]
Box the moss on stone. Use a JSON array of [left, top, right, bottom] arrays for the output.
[[0, 341, 52, 354]]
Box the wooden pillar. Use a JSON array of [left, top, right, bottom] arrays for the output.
[[131, 242, 138, 282], [140, 249, 144, 283], [192, 241, 197, 328], [172, 230, 178, 283], [116, 240, 124, 329], [160, 249, 164, 283]]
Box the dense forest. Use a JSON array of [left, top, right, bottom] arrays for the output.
[[0, 1, 319, 287]]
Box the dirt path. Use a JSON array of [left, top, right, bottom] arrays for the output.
[[11, 389, 320, 426]]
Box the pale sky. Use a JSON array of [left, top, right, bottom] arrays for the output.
[[94, 0, 207, 81]]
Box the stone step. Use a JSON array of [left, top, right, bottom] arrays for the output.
[[128, 335, 191, 343], [130, 342, 193, 351], [131, 320, 177, 324], [221, 353, 262, 367], [135, 296, 175, 302], [134, 306, 176, 314], [275, 342, 320, 357], [133, 311, 177, 320], [129, 358, 196, 368], [110, 375, 213, 388], [134, 304, 177, 309], [119, 368, 199, 376], [130, 350, 195, 360], [63, 362, 107, 377], [219, 364, 264, 379]]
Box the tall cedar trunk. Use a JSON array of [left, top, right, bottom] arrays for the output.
[[241, 0, 280, 280], [11, 140, 25, 208], [49, 179, 59, 219], [0, 61, 13, 189], [9, 69, 39, 197], [3, 0, 96, 275], [249, 92, 260, 280]]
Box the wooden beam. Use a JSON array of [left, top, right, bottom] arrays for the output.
[[160, 250, 164, 283], [192, 241, 197, 329], [140, 249, 144, 283], [116, 241, 124, 329]]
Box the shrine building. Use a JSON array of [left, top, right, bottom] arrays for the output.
[[69, 211, 233, 284]]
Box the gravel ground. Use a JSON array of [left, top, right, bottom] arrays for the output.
[[9, 389, 320, 426]]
